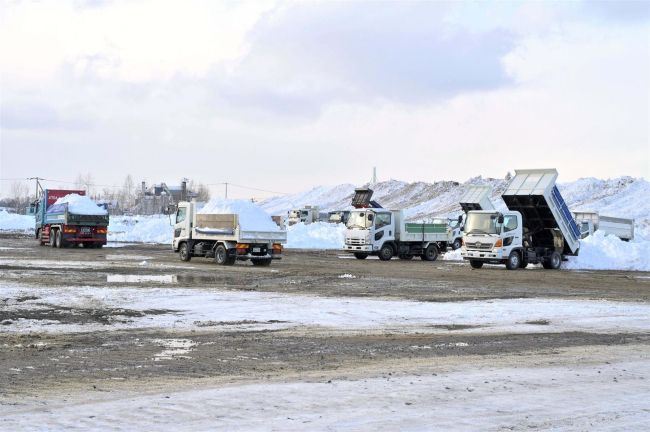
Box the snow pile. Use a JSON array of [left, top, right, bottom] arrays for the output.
[[0, 210, 33, 232], [52, 194, 107, 215], [565, 229, 650, 272], [199, 199, 280, 232], [108, 216, 172, 244], [443, 248, 463, 261], [285, 222, 346, 249]]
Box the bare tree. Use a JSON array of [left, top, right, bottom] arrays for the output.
[[9, 181, 29, 212], [74, 173, 95, 196]]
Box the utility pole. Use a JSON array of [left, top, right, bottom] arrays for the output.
[[224, 182, 228, 199], [27, 177, 44, 201], [372, 167, 377, 186]]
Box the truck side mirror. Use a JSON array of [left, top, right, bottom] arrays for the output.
[[458, 215, 463, 224], [367, 214, 374, 221], [497, 215, 504, 224]]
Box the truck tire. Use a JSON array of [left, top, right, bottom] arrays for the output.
[[506, 251, 520, 270], [49, 229, 56, 247], [421, 244, 438, 261], [354, 253, 368, 260], [251, 259, 271, 267], [542, 251, 562, 270], [214, 245, 235, 266], [469, 260, 483, 269], [378, 244, 394, 261], [452, 238, 462, 250], [55, 230, 62, 248], [179, 242, 191, 262]]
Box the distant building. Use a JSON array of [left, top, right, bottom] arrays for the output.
[[134, 180, 198, 215]]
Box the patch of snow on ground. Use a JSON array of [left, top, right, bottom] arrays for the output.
[[285, 222, 346, 249], [2, 285, 648, 335], [443, 248, 463, 261], [53, 194, 107, 215], [199, 199, 279, 231]]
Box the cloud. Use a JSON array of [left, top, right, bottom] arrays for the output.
[[0, 101, 91, 131], [212, 2, 515, 117]]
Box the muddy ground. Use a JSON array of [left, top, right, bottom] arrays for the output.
[[0, 233, 648, 428]]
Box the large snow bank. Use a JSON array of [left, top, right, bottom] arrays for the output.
[[52, 194, 107, 215], [108, 216, 172, 244], [565, 229, 650, 272], [0, 210, 33, 232], [199, 199, 279, 232], [285, 222, 346, 249]]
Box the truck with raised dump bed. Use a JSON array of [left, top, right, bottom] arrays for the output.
[[573, 211, 634, 241], [449, 185, 497, 250], [33, 189, 109, 248], [461, 169, 580, 270], [173, 200, 287, 266], [343, 188, 450, 261]]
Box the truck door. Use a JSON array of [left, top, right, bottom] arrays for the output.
[[372, 212, 394, 248], [174, 204, 190, 240]]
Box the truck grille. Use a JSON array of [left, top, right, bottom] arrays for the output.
[[346, 238, 366, 245], [465, 242, 493, 251]]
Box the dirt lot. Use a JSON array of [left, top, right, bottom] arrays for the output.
[[1, 233, 649, 429]]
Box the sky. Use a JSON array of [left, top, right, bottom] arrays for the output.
[[1, 0, 649, 199]]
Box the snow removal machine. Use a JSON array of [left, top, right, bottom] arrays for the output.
[[461, 169, 580, 270]]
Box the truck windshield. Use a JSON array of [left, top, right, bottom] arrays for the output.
[[346, 211, 373, 229], [464, 213, 499, 234]]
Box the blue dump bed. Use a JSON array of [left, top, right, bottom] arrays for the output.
[[501, 169, 580, 255], [45, 203, 110, 226]]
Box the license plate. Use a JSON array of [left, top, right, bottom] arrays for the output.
[[81, 227, 91, 234], [253, 247, 261, 253]]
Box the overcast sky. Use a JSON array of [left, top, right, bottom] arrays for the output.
[[1, 0, 648, 199]]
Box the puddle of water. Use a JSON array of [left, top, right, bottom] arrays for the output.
[[0, 247, 31, 251], [150, 338, 197, 361], [107, 274, 177, 283]]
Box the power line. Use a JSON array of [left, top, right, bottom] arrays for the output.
[[206, 182, 289, 195]]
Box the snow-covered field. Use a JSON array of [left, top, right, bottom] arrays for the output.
[[2, 284, 649, 335]]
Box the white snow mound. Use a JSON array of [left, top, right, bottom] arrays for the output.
[[0, 210, 34, 231], [108, 216, 172, 244], [285, 222, 346, 249], [53, 194, 107, 215], [199, 199, 280, 232], [565, 229, 650, 272]]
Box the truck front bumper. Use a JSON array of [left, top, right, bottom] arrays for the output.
[[344, 244, 373, 252], [462, 249, 504, 260]]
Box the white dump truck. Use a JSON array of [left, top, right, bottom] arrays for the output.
[[573, 211, 634, 241], [287, 206, 320, 225], [343, 188, 451, 260], [172, 201, 287, 266], [461, 169, 580, 270], [446, 185, 497, 250]]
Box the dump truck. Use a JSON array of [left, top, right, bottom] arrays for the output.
[[328, 210, 351, 224], [461, 169, 580, 270], [448, 185, 497, 249], [287, 206, 320, 225], [343, 188, 451, 260], [173, 201, 287, 266], [573, 211, 634, 241], [33, 189, 109, 248]]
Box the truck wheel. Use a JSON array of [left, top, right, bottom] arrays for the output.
[[354, 253, 368, 260], [214, 245, 234, 266], [452, 238, 462, 250], [543, 251, 562, 270], [506, 251, 520, 270], [378, 244, 394, 261], [420, 244, 438, 261], [49, 229, 56, 247], [398, 254, 413, 260], [55, 230, 62, 248], [179, 242, 191, 262], [251, 259, 271, 267], [469, 260, 483, 269]]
